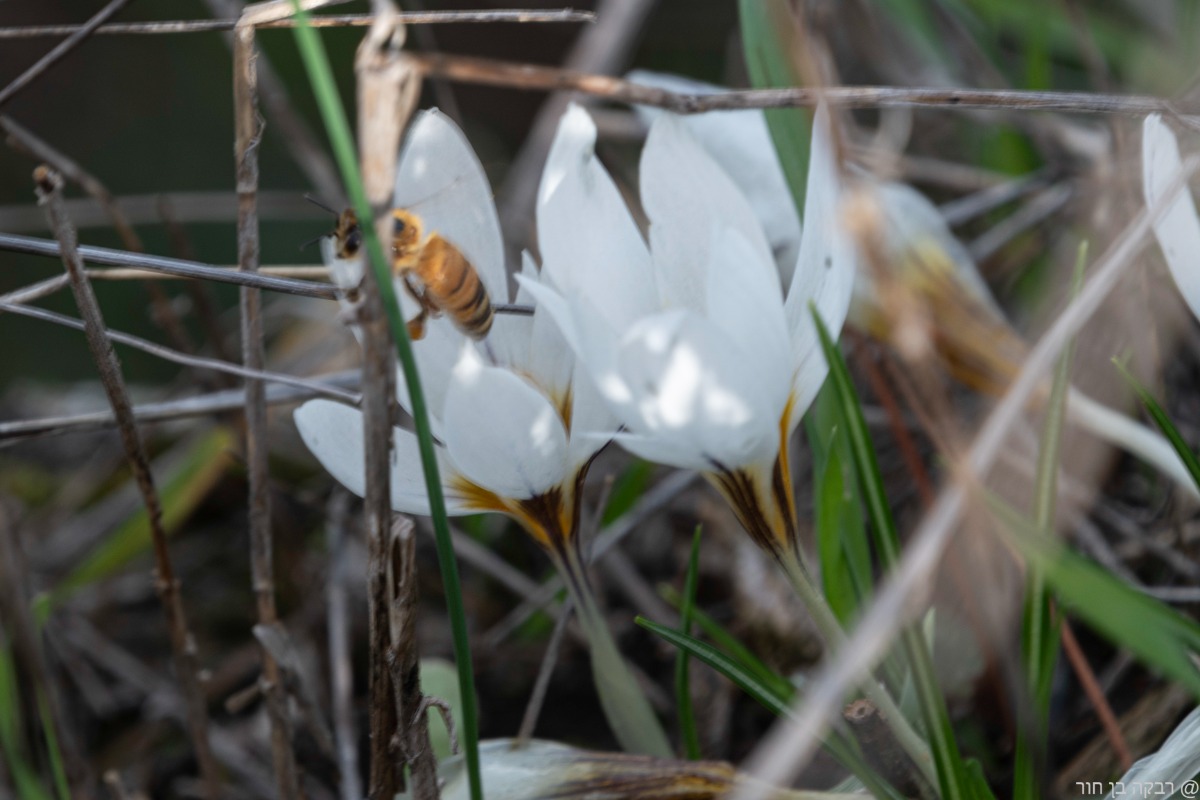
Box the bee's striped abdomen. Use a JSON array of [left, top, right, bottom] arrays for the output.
[[416, 234, 494, 340]]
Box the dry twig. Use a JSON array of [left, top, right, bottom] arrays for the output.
[[34, 165, 222, 800], [0, 0, 132, 109], [353, 5, 420, 794], [0, 9, 595, 38], [233, 11, 302, 795], [326, 491, 363, 800]]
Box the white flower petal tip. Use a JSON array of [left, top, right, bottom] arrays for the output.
[[1143, 114, 1200, 322], [293, 399, 470, 515], [539, 103, 598, 208]]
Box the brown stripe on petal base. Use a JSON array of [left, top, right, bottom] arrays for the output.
[[707, 466, 791, 561]]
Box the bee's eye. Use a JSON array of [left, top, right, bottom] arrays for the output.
[[394, 217, 407, 235], [347, 230, 362, 252]]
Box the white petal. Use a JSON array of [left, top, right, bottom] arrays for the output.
[[783, 104, 856, 426], [537, 104, 658, 329], [612, 310, 781, 470], [394, 109, 507, 302], [521, 253, 574, 401], [640, 112, 777, 312], [704, 227, 792, 411], [566, 360, 618, 471], [442, 348, 569, 499], [1143, 114, 1200, 321], [392, 316, 462, 436], [627, 70, 802, 285], [293, 399, 470, 514]]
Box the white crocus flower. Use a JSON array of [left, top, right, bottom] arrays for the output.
[[519, 103, 855, 559], [1143, 114, 1200, 321], [293, 109, 670, 758]]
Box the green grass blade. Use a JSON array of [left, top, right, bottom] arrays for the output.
[[37, 428, 233, 620], [1115, 360, 1200, 493], [35, 691, 69, 800], [660, 585, 790, 696], [813, 307, 980, 800], [1013, 244, 1083, 799], [738, 0, 811, 218], [675, 527, 703, 759], [0, 638, 54, 800], [286, 8, 482, 798], [638, 617, 906, 800], [989, 497, 1200, 698]]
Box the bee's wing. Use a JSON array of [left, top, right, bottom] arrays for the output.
[[393, 110, 506, 304]]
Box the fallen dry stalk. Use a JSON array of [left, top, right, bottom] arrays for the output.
[[34, 164, 222, 800], [233, 11, 302, 796], [408, 51, 1192, 118], [0, 9, 595, 38]]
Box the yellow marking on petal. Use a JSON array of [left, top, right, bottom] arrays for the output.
[[447, 474, 508, 515]]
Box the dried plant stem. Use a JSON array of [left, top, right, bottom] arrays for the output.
[[0, 299, 360, 404], [385, 519, 439, 798], [408, 52, 1189, 117], [326, 492, 363, 800], [0, 0, 131, 109], [0, 370, 359, 441], [354, 7, 420, 795], [1059, 621, 1132, 769], [34, 165, 221, 800], [234, 19, 302, 798], [0, 9, 594, 38], [515, 594, 574, 746]]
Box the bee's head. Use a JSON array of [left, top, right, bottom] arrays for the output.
[[391, 209, 423, 260], [333, 209, 362, 259]]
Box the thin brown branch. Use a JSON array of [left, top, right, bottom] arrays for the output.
[[234, 16, 301, 797], [409, 52, 1192, 117], [0, 9, 594, 38], [0, 299, 360, 404], [515, 594, 574, 746], [34, 165, 221, 800], [355, 6, 418, 795], [0, 0, 132, 109], [385, 518, 439, 798], [325, 491, 363, 800], [1060, 621, 1133, 770]]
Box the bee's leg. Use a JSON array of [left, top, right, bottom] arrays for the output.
[[481, 338, 498, 366], [406, 309, 428, 341], [399, 270, 438, 342]]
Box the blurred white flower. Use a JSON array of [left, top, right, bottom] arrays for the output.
[[294, 109, 614, 552], [1143, 114, 1200, 321], [519, 102, 855, 557]]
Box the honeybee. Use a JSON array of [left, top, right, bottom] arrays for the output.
[[325, 204, 494, 342]]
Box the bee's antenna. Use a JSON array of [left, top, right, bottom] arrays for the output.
[[299, 233, 327, 252], [304, 193, 340, 216]]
